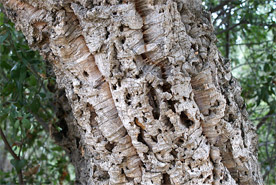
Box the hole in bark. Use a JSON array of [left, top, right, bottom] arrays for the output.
[[175, 138, 184, 147], [87, 103, 97, 126], [93, 165, 97, 173], [158, 129, 162, 133], [159, 8, 164, 13], [164, 116, 175, 132], [33, 37, 38, 43], [162, 173, 171, 185], [40, 32, 50, 46], [143, 116, 147, 122], [100, 171, 110, 180], [119, 25, 124, 32], [229, 114, 235, 122], [147, 87, 160, 120], [125, 93, 132, 105], [76, 137, 80, 148], [171, 160, 175, 167], [141, 53, 147, 60], [89, 112, 97, 126], [180, 112, 193, 128], [167, 100, 176, 113], [204, 175, 211, 182], [112, 84, 117, 90], [141, 154, 147, 162], [143, 32, 151, 43], [213, 100, 220, 106], [170, 149, 178, 158], [191, 44, 197, 51], [83, 71, 89, 77], [126, 177, 134, 181], [151, 135, 157, 143], [162, 82, 172, 93], [105, 27, 110, 39], [138, 131, 148, 146], [121, 37, 125, 44], [105, 142, 115, 152]]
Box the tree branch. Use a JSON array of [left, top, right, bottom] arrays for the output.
[[216, 21, 276, 35], [256, 111, 275, 130], [216, 20, 247, 35], [0, 128, 19, 160], [0, 127, 24, 184]]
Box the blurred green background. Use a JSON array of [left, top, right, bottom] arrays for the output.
[[0, 0, 275, 184]]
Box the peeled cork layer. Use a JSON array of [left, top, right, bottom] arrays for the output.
[[1, 0, 263, 184]]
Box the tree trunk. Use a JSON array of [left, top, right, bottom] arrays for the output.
[[1, 0, 263, 184]]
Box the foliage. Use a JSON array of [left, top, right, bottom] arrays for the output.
[[0, 6, 74, 184], [0, 0, 275, 184]]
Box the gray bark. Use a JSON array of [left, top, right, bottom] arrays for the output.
[[1, 0, 263, 184]]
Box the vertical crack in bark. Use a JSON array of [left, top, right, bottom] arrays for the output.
[[147, 86, 160, 120]]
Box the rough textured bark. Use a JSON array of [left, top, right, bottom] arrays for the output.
[[1, 0, 263, 184]]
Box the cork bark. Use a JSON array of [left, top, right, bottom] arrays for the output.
[[1, 0, 263, 184]]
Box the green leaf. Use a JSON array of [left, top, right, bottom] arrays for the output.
[[28, 75, 38, 86], [264, 63, 270, 72], [267, 54, 273, 60], [14, 120, 20, 129], [39, 93, 46, 98], [0, 13, 4, 26], [10, 63, 21, 80], [0, 113, 8, 123], [29, 98, 40, 113], [9, 105, 17, 123], [10, 159, 27, 171], [2, 83, 15, 96], [0, 32, 9, 44], [22, 118, 31, 129], [51, 146, 62, 151]]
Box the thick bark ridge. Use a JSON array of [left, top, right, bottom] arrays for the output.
[[1, 0, 263, 184]]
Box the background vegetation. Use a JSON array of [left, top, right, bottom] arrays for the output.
[[0, 0, 275, 184]]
